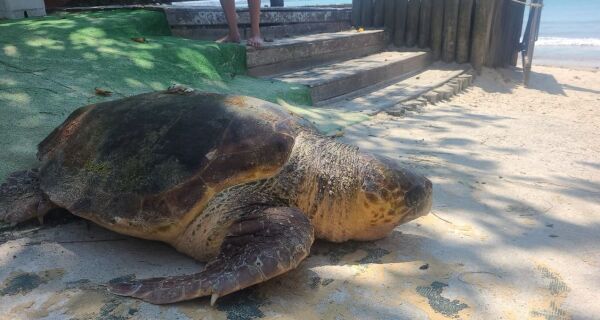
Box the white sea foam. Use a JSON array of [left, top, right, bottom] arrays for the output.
[[537, 37, 600, 47]]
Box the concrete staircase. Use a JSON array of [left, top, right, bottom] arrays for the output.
[[247, 28, 467, 109], [274, 51, 431, 103], [247, 30, 387, 77], [164, 5, 471, 113]]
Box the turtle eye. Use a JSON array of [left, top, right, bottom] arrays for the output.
[[405, 185, 426, 208]]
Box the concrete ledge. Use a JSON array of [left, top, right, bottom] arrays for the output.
[[0, 0, 46, 19], [171, 21, 351, 41], [53, 4, 164, 12], [165, 6, 351, 26]]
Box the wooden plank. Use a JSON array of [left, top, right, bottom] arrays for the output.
[[384, 0, 396, 36], [373, 0, 385, 27], [361, 0, 374, 28], [405, 0, 421, 47], [456, 0, 474, 63], [352, 0, 362, 27], [393, 0, 408, 47], [442, 0, 460, 62], [430, 0, 444, 60], [470, 0, 496, 71], [418, 0, 433, 48]]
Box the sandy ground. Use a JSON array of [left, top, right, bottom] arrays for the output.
[[1, 65, 599, 319]]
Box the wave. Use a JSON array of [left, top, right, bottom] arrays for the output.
[[536, 37, 600, 47]]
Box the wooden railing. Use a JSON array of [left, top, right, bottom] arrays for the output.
[[353, 0, 527, 71]]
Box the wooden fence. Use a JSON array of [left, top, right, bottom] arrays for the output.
[[353, 0, 527, 71]]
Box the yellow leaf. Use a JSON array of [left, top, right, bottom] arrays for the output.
[[94, 87, 112, 97]]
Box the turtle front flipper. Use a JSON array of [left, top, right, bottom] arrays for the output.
[[107, 206, 314, 305], [0, 169, 56, 225]]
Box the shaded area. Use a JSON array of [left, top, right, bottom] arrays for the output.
[[336, 66, 600, 318], [475, 67, 567, 96]]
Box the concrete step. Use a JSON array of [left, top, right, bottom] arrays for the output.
[[417, 72, 474, 105], [274, 50, 431, 103], [247, 30, 387, 77], [322, 62, 471, 114]]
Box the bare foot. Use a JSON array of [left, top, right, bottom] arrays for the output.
[[216, 34, 241, 44], [246, 35, 264, 48]]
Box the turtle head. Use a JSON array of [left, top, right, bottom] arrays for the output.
[[351, 154, 432, 240], [284, 132, 432, 242]]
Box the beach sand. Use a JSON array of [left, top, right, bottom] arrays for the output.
[[341, 65, 600, 319], [1, 65, 599, 319]]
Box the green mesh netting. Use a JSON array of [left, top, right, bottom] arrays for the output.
[[0, 10, 320, 180]]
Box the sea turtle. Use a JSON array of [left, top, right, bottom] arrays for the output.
[[0, 89, 432, 305]]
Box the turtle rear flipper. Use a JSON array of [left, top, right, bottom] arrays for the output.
[[107, 206, 314, 304], [0, 169, 55, 225]]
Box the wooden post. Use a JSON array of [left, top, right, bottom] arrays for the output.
[[352, 0, 362, 27], [498, 0, 515, 66], [373, 0, 385, 27], [442, 0, 460, 62], [418, 0, 432, 48], [486, 0, 506, 67], [506, 0, 526, 66], [430, 0, 444, 60], [394, 0, 408, 47], [362, 0, 374, 28], [456, 0, 474, 63], [405, 0, 421, 47], [470, 0, 496, 72], [522, 0, 543, 85], [384, 0, 396, 38]]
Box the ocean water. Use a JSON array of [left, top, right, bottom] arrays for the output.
[[534, 0, 600, 68], [175, 0, 600, 68]]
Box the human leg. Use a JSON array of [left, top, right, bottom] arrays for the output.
[[246, 0, 264, 47], [217, 0, 241, 43]]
